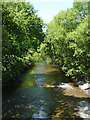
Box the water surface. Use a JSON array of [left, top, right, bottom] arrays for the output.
[[2, 63, 90, 119]]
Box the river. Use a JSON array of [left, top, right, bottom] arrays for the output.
[[2, 62, 90, 119]]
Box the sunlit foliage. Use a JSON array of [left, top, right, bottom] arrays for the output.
[[41, 2, 89, 82], [2, 2, 45, 84]]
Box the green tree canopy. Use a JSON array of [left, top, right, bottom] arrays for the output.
[[2, 2, 45, 85], [41, 2, 89, 82]]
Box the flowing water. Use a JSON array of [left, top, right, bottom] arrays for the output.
[[2, 62, 90, 119]]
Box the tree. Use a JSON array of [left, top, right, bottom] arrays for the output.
[[2, 2, 45, 85], [41, 2, 89, 82]]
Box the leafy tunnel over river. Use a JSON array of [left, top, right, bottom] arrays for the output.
[[2, 1, 90, 120], [2, 62, 90, 119]]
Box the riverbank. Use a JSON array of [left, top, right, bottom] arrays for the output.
[[2, 63, 34, 87], [44, 82, 90, 98]]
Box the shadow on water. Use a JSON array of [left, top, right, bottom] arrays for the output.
[[2, 62, 90, 119]]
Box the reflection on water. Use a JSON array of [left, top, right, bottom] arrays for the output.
[[32, 106, 48, 119], [2, 62, 90, 119], [78, 101, 90, 118]]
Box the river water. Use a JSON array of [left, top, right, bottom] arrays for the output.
[[2, 62, 90, 119]]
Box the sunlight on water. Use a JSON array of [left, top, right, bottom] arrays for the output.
[[2, 63, 90, 119], [78, 101, 90, 118], [32, 106, 48, 119]]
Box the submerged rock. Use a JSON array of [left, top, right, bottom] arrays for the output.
[[58, 83, 89, 98], [44, 83, 89, 98]]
